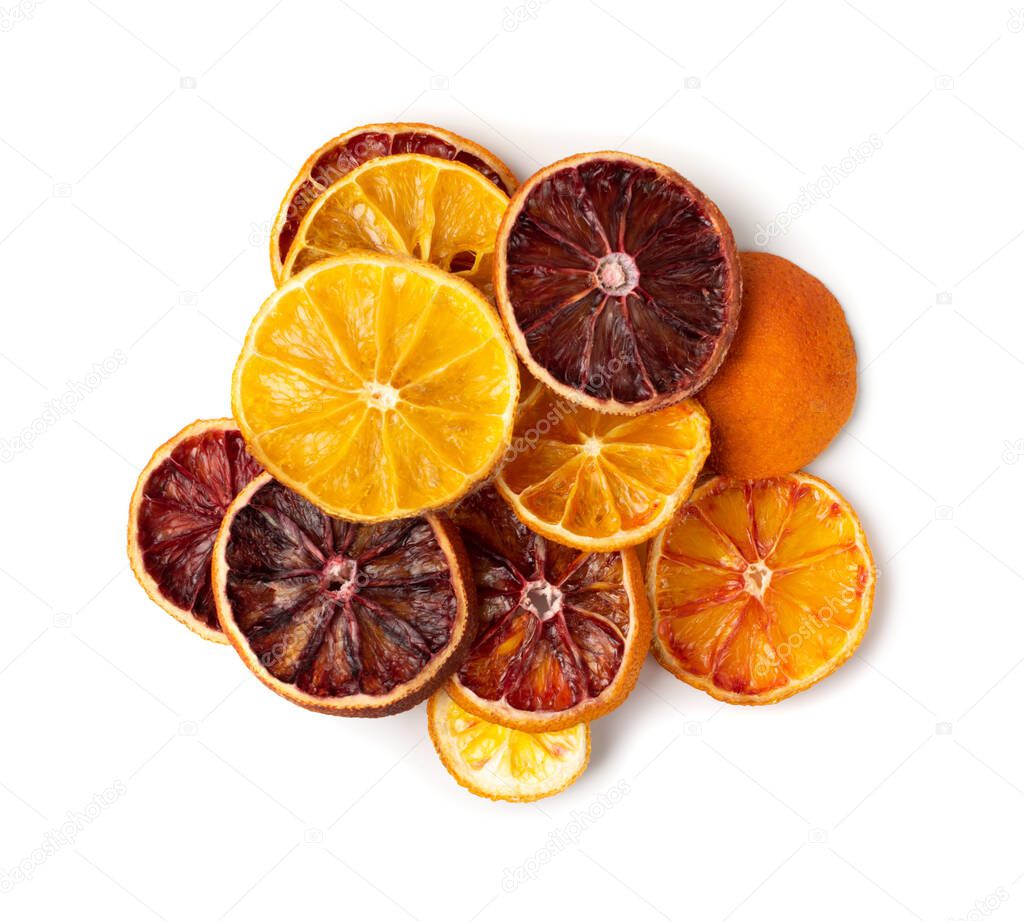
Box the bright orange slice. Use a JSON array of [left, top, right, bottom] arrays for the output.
[[270, 122, 517, 284], [648, 473, 875, 704], [496, 378, 710, 550], [281, 154, 509, 297], [232, 253, 519, 522], [428, 689, 589, 802]]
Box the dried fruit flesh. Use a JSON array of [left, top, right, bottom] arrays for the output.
[[497, 377, 710, 550], [282, 154, 509, 297], [648, 473, 875, 704], [495, 151, 741, 414], [271, 123, 517, 283], [428, 689, 589, 801], [232, 252, 519, 522], [446, 486, 650, 731], [700, 251, 857, 478], [128, 419, 262, 643], [212, 473, 475, 716]]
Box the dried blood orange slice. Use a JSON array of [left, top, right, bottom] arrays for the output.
[[446, 486, 650, 731], [281, 154, 509, 297], [495, 152, 741, 414], [428, 689, 589, 802], [271, 123, 517, 283], [497, 378, 710, 550], [212, 473, 475, 716], [128, 419, 262, 643], [232, 252, 519, 522], [648, 473, 876, 705]]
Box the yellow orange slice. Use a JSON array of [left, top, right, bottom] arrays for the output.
[[496, 379, 710, 550], [281, 154, 509, 297], [231, 253, 519, 521], [648, 473, 875, 704], [428, 689, 589, 801]]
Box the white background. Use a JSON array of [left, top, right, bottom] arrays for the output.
[[2, 1, 1023, 918]]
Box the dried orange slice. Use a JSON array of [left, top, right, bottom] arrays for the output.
[[494, 152, 741, 414], [496, 378, 710, 550], [648, 473, 876, 704], [281, 153, 509, 296], [212, 473, 475, 716], [428, 689, 589, 802], [232, 252, 519, 522], [447, 486, 650, 731], [128, 419, 262, 643], [271, 122, 517, 283]]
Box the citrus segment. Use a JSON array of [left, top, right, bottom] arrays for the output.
[[446, 486, 650, 731], [495, 152, 741, 413], [496, 379, 710, 550], [128, 419, 263, 643], [212, 473, 475, 716], [282, 154, 509, 296], [271, 123, 517, 282], [428, 689, 589, 801], [648, 473, 875, 704], [232, 253, 519, 521]]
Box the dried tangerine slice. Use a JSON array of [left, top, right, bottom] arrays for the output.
[[447, 486, 650, 732], [232, 253, 519, 522], [281, 153, 509, 297], [495, 152, 742, 414], [497, 378, 710, 550], [127, 419, 263, 643], [271, 123, 517, 283], [212, 473, 475, 716], [428, 688, 589, 802], [648, 473, 876, 704]]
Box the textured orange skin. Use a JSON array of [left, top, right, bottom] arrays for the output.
[[699, 252, 857, 478]]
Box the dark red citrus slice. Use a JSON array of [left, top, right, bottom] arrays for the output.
[[494, 151, 742, 414], [271, 122, 518, 283], [128, 418, 263, 643], [446, 485, 650, 731], [212, 473, 475, 716]]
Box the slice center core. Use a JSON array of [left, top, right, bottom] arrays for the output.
[[362, 381, 399, 411], [323, 556, 358, 597], [743, 561, 772, 599], [595, 252, 639, 296], [521, 579, 563, 621]]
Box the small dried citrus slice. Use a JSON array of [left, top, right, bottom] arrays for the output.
[[281, 153, 509, 296], [648, 473, 876, 704], [128, 419, 262, 643], [271, 122, 517, 284], [447, 486, 650, 731], [496, 378, 710, 550], [212, 473, 475, 716], [232, 252, 519, 522], [495, 151, 742, 414], [428, 689, 589, 802]]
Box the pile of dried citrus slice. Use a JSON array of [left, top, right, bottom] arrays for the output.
[[129, 122, 875, 802]]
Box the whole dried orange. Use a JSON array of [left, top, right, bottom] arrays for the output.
[[447, 486, 650, 731], [281, 154, 509, 296], [497, 377, 710, 550], [699, 252, 857, 478], [271, 123, 517, 283], [128, 419, 262, 643], [648, 473, 875, 704], [232, 252, 519, 522], [212, 473, 475, 716], [494, 152, 741, 414], [428, 689, 589, 802]]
